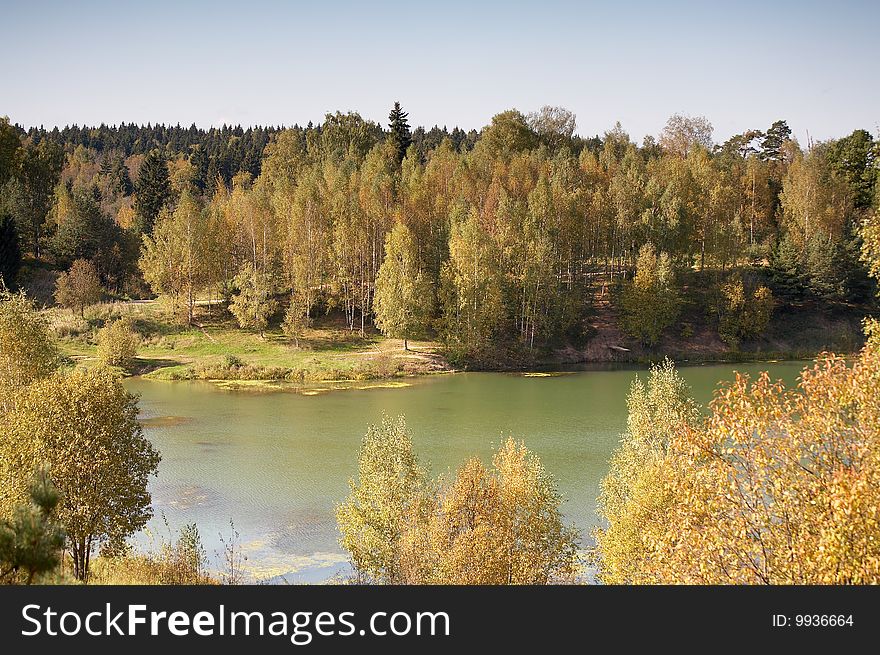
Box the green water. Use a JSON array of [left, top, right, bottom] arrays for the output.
[[126, 361, 806, 582]]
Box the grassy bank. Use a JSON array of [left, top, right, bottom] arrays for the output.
[[47, 300, 450, 386], [47, 290, 870, 388]]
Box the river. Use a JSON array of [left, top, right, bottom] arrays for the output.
[[126, 360, 806, 582]]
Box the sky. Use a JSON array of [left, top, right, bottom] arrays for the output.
[[2, 0, 878, 144]]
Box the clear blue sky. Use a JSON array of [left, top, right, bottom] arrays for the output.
[[2, 0, 878, 144]]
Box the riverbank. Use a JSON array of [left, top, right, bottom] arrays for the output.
[[554, 288, 868, 367], [48, 300, 451, 387], [48, 294, 867, 388]]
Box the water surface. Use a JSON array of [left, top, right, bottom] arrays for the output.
[[126, 361, 806, 581]]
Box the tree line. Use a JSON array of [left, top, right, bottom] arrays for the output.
[[2, 106, 878, 364]]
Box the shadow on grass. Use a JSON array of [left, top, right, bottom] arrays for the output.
[[132, 357, 188, 376]]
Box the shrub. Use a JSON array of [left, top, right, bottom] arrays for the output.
[[713, 272, 774, 348], [90, 523, 214, 585], [97, 317, 140, 369], [619, 244, 681, 346]]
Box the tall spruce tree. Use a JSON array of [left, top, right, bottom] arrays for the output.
[[387, 101, 412, 167], [134, 149, 172, 234]]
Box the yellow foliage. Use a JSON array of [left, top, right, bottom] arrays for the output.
[[0, 367, 161, 580], [398, 439, 579, 584], [598, 341, 880, 584], [96, 317, 140, 369], [338, 419, 578, 584], [0, 290, 60, 413]]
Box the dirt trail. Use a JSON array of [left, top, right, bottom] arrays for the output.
[[556, 278, 631, 363]]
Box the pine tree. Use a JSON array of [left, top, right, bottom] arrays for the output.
[[0, 213, 21, 289], [134, 149, 172, 234], [0, 468, 66, 584], [387, 101, 412, 167], [760, 120, 792, 162]]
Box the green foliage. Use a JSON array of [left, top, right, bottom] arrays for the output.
[[0, 289, 60, 411], [759, 120, 792, 162], [0, 117, 21, 189], [336, 415, 428, 583], [478, 109, 537, 159], [373, 223, 433, 349], [0, 467, 66, 584], [7, 108, 880, 366], [804, 236, 842, 300], [139, 190, 212, 324], [769, 233, 806, 298], [619, 244, 681, 346], [97, 317, 140, 369], [229, 263, 278, 337], [595, 359, 700, 583], [0, 367, 161, 580], [387, 102, 412, 167], [49, 190, 124, 270], [713, 272, 774, 348], [54, 258, 103, 317], [2, 137, 63, 257], [134, 149, 172, 234], [825, 129, 876, 210], [860, 212, 880, 293], [281, 291, 310, 347], [440, 210, 505, 361], [319, 112, 383, 163]]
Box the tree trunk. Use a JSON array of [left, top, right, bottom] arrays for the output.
[[404, 338, 408, 351]]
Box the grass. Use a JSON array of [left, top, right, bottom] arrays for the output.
[[46, 299, 450, 386]]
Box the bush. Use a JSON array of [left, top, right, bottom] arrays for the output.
[[97, 317, 140, 369], [619, 244, 681, 346], [713, 272, 774, 348], [90, 523, 214, 585]]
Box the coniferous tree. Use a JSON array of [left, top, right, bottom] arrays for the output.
[[387, 101, 412, 167], [759, 120, 792, 162], [0, 468, 65, 584], [134, 149, 172, 234]]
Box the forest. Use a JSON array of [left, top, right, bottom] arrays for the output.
[[2, 104, 877, 369], [2, 103, 880, 585]]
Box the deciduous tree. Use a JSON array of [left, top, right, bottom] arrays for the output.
[[373, 223, 433, 350], [336, 415, 427, 583], [398, 439, 579, 584], [96, 317, 140, 369], [0, 367, 161, 581], [229, 262, 277, 337], [54, 258, 102, 317], [0, 290, 59, 412]]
